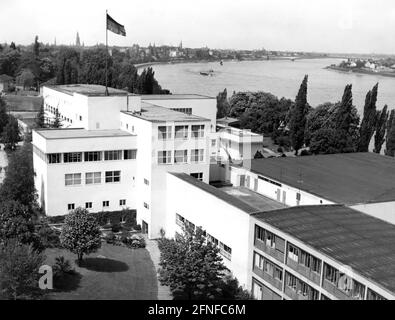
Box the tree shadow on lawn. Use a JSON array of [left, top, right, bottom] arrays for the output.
[[77, 258, 129, 273], [53, 271, 82, 293]]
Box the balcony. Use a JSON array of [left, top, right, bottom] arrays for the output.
[[322, 280, 357, 300], [284, 286, 309, 300], [253, 266, 283, 291], [255, 239, 284, 263], [286, 258, 321, 285]]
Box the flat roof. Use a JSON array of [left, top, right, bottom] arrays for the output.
[[170, 173, 284, 214], [34, 128, 134, 140], [221, 187, 287, 212], [245, 152, 395, 205], [46, 84, 129, 97], [141, 94, 214, 100], [122, 102, 210, 123], [253, 205, 395, 295]]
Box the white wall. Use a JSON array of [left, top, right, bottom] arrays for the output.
[[351, 202, 395, 225], [166, 173, 252, 288]]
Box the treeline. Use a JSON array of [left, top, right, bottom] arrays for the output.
[[0, 37, 169, 94], [217, 77, 394, 156]]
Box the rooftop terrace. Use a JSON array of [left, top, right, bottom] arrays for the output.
[[253, 205, 395, 295], [34, 128, 134, 140], [123, 102, 210, 123], [46, 84, 129, 97]]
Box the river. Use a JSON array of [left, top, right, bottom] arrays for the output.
[[151, 58, 395, 114]]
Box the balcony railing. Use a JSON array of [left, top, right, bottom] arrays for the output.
[[284, 286, 309, 300], [322, 279, 362, 300], [286, 258, 321, 285], [255, 239, 284, 263], [253, 266, 283, 291]]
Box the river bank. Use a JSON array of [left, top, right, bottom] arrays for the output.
[[325, 65, 395, 78]]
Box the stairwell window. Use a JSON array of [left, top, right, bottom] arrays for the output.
[[64, 152, 82, 163], [47, 153, 61, 164]]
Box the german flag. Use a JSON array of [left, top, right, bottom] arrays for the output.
[[107, 14, 126, 36]]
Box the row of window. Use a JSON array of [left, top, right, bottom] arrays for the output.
[[158, 149, 204, 164], [254, 251, 283, 282], [65, 171, 121, 186], [175, 213, 232, 260], [45, 104, 79, 124], [170, 108, 192, 115], [285, 272, 320, 300], [158, 125, 205, 140], [67, 199, 126, 211], [48, 150, 137, 164], [288, 243, 321, 274], [255, 225, 285, 255]]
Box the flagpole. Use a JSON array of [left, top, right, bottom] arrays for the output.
[[105, 9, 109, 96]]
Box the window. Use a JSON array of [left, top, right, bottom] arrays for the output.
[[207, 234, 219, 246], [144, 202, 149, 209], [255, 225, 265, 242], [120, 199, 126, 206], [86, 172, 101, 184], [175, 125, 188, 139], [104, 150, 122, 161], [324, 264, 339, 284], [67, 203, 75, 211], [79, 116, 82, 121], [265, 230, 275, 249], [124, 149, 137, 160], [211, 139, 216, 147], [176, 213, 185, 227], [105, 171, 121, 183], [47, 153, 61, 164], [254, 252, 264, 269], [158, 126, 172, 140], [191, 149, 204, 162], [158, 151, 172, 164], [190, 172, 203, 181], [288, 244, 299, 262], [65, 173, 82, 186], [191, 125, 205, 138], [84, 151, 102, 162], [144, 179, 150, 186], [171, 108, 192, 115], [351, 279, 365, 300], [174, 150, 188, 164], [219, 242, 232, 260], [286, 273, 297, 290], [102, 201, 109, 208], [367, 289, 386, 300], [63, 152, 82, 163], [85, 202, 92, 209]]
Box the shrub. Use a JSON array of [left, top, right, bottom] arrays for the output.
[[111, 223, 122, 233], [300, 149, 312, 156], [37, 223, 61, 248], [53, 256, 73, 276], [135, 224, 142, 232], [126, 235, 146, 249], [277, 147, 283, 153], [104, 232, 116, 244]]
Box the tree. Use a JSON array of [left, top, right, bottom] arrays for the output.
[[16, 69, 35, 90], [0, 240, 46, 300], [1, 115, 21, 151], [35, 102, 46, 128], [358, 83, 378, 152], [51, 109, 61, 128], [385, 110, 395, 156], [216, 89, 230, 119], [33, 36, 40, 57], [56, 47, 80, 85], [0, 97, 9, 135], [305, 102, 336, 147], [0, 201, 42, 251], [289, 75, 309, 155], [158, 226, 228, 300], [60, 208, 102, 263], [373, 105, 389, 154], [10, 42, 16, 50], [0, 142, 37, 209]]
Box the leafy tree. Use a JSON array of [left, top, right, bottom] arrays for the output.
[[385, 110, 395, 156], [0, 240, 46, 300], [60, 208, 102, 263], [35, 102, 46, 128], [0, 142, 37, 209], [305, 102, 336, 147], [358, 83, 378, 152], [1, 115, 21, 151], [16, 69, 36, 90], [51, 110, 62, 128], [56, 47, 80, 85], [159, 226, 230, 300], [0, 201, 42, 251], [216, 89, 230, 119], [0, 97, 9, 135], [289, 75, 309, 155], [373, 105, 389, 154], [0, 49, 21, 77]]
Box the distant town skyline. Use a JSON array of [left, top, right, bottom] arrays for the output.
[[2, 0, 395, 54]]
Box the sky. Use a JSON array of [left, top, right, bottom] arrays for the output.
[[1, 0, 395, 53]]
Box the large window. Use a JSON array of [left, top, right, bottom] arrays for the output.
[[174, 150, 188, 164], [104, 150, 122, 161], [84, 151, 102, 162], [65, 173, 81, 186], [158, 126, 172, 140], [85, 172, 101, 184], [47, 153, 61, 164], [124, 149, 137, 160], [175, 125, 188, 139], [63, 152, 82, 163], [105, 171, 121, 183], [158, 151, 172, 164], [191, 125, 205, 138], [191, 149, 204, 162]]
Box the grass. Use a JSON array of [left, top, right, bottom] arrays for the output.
[[4, 94, 43, 112], [45, 242, 158, 300]]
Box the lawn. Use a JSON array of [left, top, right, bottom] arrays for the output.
[[45, 242, 158, 300], [4, 94, 43, 112]]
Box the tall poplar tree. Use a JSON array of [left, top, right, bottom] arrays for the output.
[[373, 105, 389, 154], [289, 75, 309, 155], [385, 109, 395, 156], [358, 83, 378, 152]]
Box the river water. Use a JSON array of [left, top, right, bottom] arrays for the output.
[[151, 58, 395, 114]]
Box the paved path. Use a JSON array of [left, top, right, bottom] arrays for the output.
[[145, 237, 173, 300]]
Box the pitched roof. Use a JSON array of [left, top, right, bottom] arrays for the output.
[[246, 152, 395, 205], [253, 205, 395, 295]]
